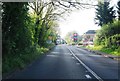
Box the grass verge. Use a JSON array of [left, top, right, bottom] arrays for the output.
[[86, 45, 120, 56]]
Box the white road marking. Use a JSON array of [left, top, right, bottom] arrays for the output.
[[67, 47, 104, 81], [46, 55, 57, 57], [85, 74, 92, 79]]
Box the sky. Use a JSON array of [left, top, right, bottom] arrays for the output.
[[59, 0, 119, 38]]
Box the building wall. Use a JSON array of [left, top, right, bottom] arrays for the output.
[[82, 34, 95, 45]]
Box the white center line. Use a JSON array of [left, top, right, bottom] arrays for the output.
[[67, 46, 104, 81]]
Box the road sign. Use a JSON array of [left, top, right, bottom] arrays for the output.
[[73, 33, 78, 42]]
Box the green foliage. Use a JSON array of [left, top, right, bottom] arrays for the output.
[[110, 34, 120, 48], [37, 20, 58, 47], [103, 20, 120, 37], [65, 31, 75, 44], [95, 1, 116, 26], [2, 2, 32, 56], [94, 20, 120, 56], [94, 20, 120, 46], [2, 2, 57, 74], [87, 45, 120, 56], [3, 46, 49, 73]]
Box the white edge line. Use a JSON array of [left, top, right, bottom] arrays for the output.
[[85, 74, 92, 79], [67, 46, 104, 81]]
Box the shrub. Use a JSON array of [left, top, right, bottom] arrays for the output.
[[94, 20, 120, 47]]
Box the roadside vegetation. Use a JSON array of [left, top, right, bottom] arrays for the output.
[[93, 21, 120, 56], [87, 1, 120, 56], [2, 0, 95, 75], [2, 2, 58, 74], [87, 45, 120, 56]]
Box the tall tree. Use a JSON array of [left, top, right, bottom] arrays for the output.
[[117, 0, 120, 20], [95, 1, 116, 26], [2, 3, 32, 56], [28, 0, 97, 46]]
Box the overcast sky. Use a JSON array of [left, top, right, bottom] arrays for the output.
[[59, 0, 119, 38]]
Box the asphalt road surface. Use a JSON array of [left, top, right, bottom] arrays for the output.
[[8, 45, 119, 81]]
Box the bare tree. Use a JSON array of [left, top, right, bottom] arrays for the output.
[[28, 0, 97, 22], [28, 0, 97, 45]]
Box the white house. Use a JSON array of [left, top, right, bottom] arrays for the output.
[[82, 30, 96, 46]]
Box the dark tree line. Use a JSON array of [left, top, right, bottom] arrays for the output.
[[2, 2, 59, 73], [95, 1, 120, 26], [95, 1, 116, 26], [2, 3, 32, 56]]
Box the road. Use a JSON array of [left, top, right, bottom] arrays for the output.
[[8, 45, 119, 80]]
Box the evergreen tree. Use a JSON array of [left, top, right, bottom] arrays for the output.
[[2, 3, 32, 56], [95, 1, 116, 26], [117, 1, 120, 20]]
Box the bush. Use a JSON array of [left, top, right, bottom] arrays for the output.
[[111, 34, 120, 47], [2, 45, 49, 74], [104, 34, 120, 48], [94, 20, 120, 46], [93, 20, 120, 56]]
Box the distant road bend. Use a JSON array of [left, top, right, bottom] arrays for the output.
[[8, 45, 119, 81]]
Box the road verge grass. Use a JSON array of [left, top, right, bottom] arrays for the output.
[[86, 45, 120, 56]]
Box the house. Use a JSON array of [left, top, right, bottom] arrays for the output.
[[82, 30, 96, 46]]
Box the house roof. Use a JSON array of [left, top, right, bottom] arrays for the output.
[[85, 30, 96, 34]]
